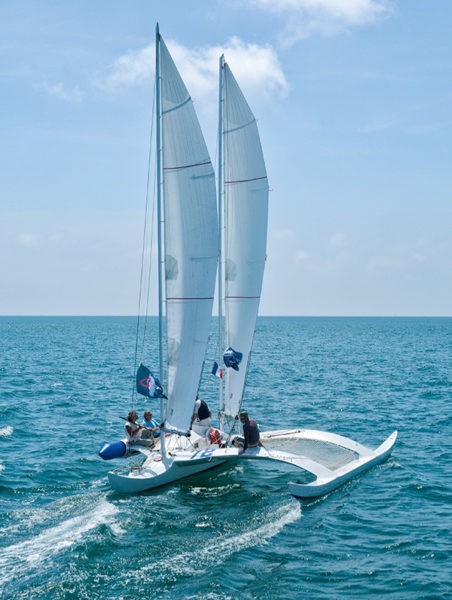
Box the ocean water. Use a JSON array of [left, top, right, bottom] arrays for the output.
[[0, 316, 451, 599]]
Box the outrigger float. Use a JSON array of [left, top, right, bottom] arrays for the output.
[[248, 429, 397, 498]]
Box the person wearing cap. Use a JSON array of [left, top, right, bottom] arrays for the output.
[[234, 410, 262, 454]]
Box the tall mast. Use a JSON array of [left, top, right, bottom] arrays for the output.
[[155, 23, 166, 454], [217, 55, 225, 422], [155, 23, 164, 383]]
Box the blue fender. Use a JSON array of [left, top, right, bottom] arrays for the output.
[[98, 440, 127, 460]]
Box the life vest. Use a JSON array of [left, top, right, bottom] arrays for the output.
[[197, 399, 210, 420], [209, 428, 222, 445]]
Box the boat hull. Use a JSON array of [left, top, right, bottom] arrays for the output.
[[104, 429, 396, 497], [288, 430, 397, 498], [108, 447, 239, 494], [241, 429, 397, 499]]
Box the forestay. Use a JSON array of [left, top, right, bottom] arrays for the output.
[[220, 60, 269, 422], [159, 37, 218, 432]]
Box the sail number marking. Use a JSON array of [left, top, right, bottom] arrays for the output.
[[190, 449, 215, 460]]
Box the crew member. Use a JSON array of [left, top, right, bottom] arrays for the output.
[[191, 396, 212, 435]]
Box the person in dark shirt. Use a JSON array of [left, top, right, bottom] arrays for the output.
[[191, 395, 212, 435], [235, 410, 262, 453]]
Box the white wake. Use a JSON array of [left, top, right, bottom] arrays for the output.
[[0, 498, 119, 585], [139, 500, 301, 580]]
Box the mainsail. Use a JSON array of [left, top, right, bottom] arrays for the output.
[[219, 58, 269, 423], [158, 34, 218, 432]]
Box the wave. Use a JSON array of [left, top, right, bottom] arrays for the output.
[[138, 500, 301, 580], [0, 426, 13, 437], [0, 497, 119, 586]]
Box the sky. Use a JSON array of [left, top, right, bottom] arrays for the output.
[[1, 0, 451, 316]]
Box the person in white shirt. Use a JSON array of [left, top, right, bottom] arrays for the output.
[[124, 410, 142, 443]]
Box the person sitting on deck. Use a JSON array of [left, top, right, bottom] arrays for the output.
[[124, 410, 154, 447], [191, 396, 212, 436], [124, 410, 142, 443], [233, 410, 262, 454], [141, 410, 161, 438]]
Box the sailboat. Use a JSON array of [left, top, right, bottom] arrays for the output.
[[101, 26, 239, 493], [99, 26, 397, 497]]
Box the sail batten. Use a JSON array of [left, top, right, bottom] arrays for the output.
[[225, 175, 267, 184], [164, 160, 212, 171], [167, 297, 214, 301], [224, 118, 256, 134], [162, 96, 191, 114]]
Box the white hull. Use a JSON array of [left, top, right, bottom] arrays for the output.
[[242, 429, 397, 499], [108, 437, 239, 493], [107, 429, 396, 496]]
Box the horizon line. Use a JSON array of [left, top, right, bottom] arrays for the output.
[[0, 314, 450, 319]]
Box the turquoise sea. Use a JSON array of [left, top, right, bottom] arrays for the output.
[[0, 316, 451, 599]]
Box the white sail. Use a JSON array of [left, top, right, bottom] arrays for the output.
[[220, 60, 269, 421], [158, 36, 218, 432]]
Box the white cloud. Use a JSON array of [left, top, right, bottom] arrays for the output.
[[412, 253, 427, 264], [48, 233, 64, 243], [273, 227, 297, 241], [329, 232, 349, 248], [250, 0, 394, 43], [366, 251, 427, 272], [99, 37, 288, 103], [16, 233, 41, 248], [100, 45, 154, 89], [16, 232, 64, 248], [295, 249, 310, 262], [366, 255, 401, 271], [38, 82, 84, 103]]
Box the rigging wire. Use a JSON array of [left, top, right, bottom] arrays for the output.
[[139, 124, 158, 363], [131, 82, 157, 408]]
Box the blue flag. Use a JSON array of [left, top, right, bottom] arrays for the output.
[[136, 364, 165, 398], [223, 347, 243, 372]]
